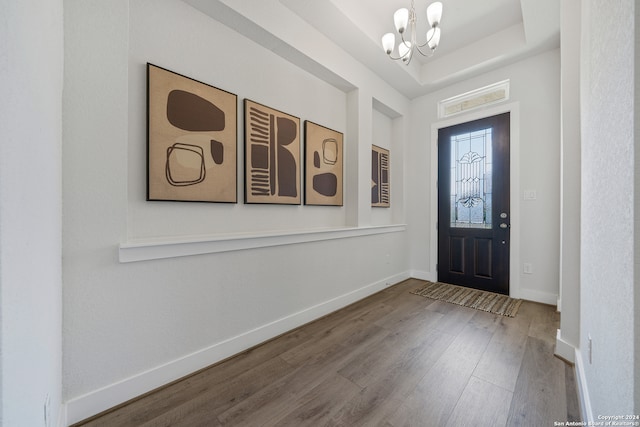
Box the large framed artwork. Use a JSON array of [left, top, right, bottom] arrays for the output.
[[147, 63, 237, 203], [304, 121, 343, 206], [244, 99, 301, 205], [372, 145, 390, 207]]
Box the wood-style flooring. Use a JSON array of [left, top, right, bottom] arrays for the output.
[[75, 278, 581, 426]]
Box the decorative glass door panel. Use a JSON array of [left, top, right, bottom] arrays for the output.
[[450, 128, 492, 229]]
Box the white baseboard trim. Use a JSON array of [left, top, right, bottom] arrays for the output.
[[65, 271, 410, 425], [555, 329, 576, 363], [408, 269, 436, 282], [57, 403, 67, 427], [575, 347, 594, 423], [517, 288, 558, 306]]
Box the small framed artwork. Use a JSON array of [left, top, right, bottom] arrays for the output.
[[244, 99, 301, 205], [147, 63, 237, 203], [304, 121, 343, 206], [372, 145, 390, 207]]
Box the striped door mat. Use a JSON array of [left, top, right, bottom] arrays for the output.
[[411, 281, 523, 317]]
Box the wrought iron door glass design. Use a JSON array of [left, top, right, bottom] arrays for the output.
[[450, 128, 492, 228]]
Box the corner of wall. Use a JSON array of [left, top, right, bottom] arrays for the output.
[[555, 329, 576, 363]]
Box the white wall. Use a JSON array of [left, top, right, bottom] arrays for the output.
[[0, 1, 63, 426], [63, 0, 410, 423], [127, 2, 348, 238], [407, 49, 561, 304], [579, 0, 636, 419]]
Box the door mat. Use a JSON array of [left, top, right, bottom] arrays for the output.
[[411, 281, 522, 317]]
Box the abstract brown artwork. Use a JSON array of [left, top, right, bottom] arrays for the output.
[[372, 145, 390, 207], [147, 63, 237, 203], [304, 121, 343, 206], [244, 99, 301, 205]]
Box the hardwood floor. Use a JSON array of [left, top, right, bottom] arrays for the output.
[[74, 278, 581, 426]]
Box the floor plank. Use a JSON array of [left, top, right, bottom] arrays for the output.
[[219, 326, 388, 425], [506, 336, 569, 426], [74, 279, 579, 427], [139, 355, 294, 426], [383, 320, 494, 426], [445, 376, 513, 427], [332, 329, 456, 426], [427, 299, 479, 336], [472, 311, 531, 391], [269, 373, 362, 426]]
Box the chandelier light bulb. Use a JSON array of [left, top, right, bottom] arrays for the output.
[[427, 27, 441, 49], [398, 41, 412, 60], [382, 33, 396, 55], [394, 8, 409, 34], [427, 2, 443, 27]]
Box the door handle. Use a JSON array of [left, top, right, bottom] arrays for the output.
[[500, 223, 509, 229]]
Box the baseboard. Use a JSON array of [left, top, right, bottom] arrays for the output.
[[575, 347, 594, 423], [385, 272, 411, 288], [517, 288, 558, 305], [65, 272, 410, 425], [555, 329, 576, 363], [58, 403, 67, 427], [408, 269, 436, 282]]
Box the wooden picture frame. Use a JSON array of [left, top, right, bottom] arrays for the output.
[[244, 99, 301, 205], [147, 63, 237, 203], [372, 145, 390, 207], [304, 121, 343, 206]]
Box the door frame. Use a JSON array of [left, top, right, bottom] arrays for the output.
[[430, 102, 521, 299]]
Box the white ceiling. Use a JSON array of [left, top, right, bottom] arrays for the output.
[[279, 0, 559, 98], [185, 0, 560, 99], [293, 0, 525, 63]]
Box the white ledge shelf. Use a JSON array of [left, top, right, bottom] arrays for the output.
[[119, 224, 407, 263]]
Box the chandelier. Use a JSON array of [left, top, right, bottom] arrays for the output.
[[381, 0, 443, 65]]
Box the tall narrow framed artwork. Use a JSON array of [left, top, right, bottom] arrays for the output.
[[147, 63, 237, 203], [372, 145, 390, 207], [304, 121, 343, 206], [244, 99, 301, 205]]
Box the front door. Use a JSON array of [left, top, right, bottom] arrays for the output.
[[437, 113, 510, 294]]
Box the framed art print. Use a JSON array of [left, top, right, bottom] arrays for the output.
[[244, 99, 301, 205], [372, 145, 390, 207], [304, 121, 343, 206], [147, 63, 237, 203]]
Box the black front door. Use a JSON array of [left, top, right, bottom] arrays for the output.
[[437, 113, 510, 294]]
